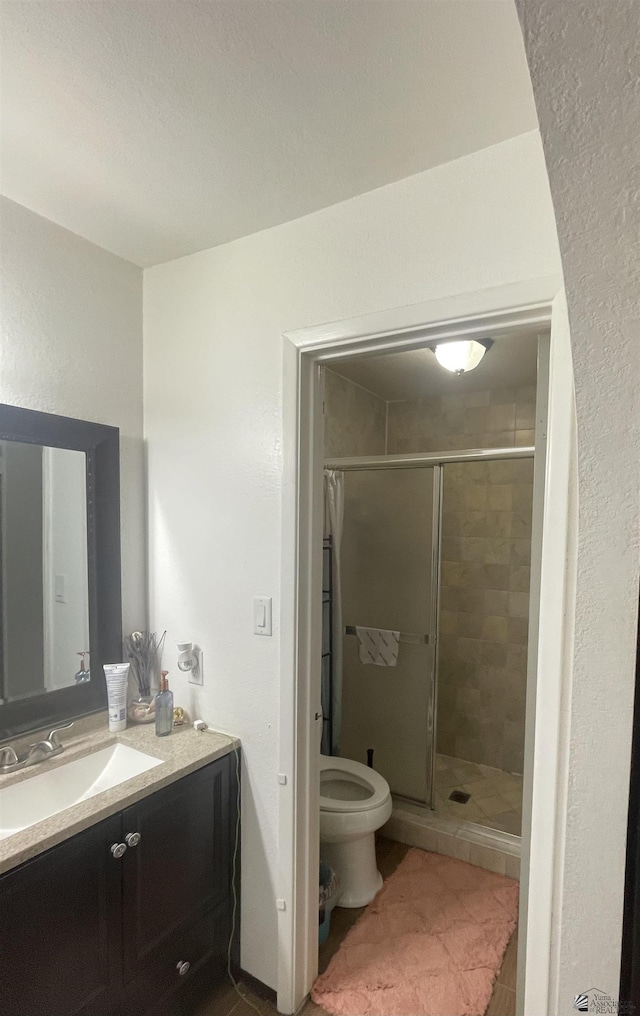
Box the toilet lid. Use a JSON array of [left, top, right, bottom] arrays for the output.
[[319, 754, 390, 813]]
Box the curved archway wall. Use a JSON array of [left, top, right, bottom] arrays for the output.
[[517, 0, 640, 1009]]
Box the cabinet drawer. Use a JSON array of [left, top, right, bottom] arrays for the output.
[[122, 898, 231, 1016]]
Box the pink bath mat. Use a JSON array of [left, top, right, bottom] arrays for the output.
[[311, 848, 518, 1016]]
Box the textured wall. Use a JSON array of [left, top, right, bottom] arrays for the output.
[[144, 131, 562, 989], [387, 385, 535, 774], [0, 198, 146, 636], [517, 0, 640, 1008], [323, 369, 386, 458]]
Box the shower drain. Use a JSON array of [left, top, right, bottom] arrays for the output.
[[448, 790, 471, 804]]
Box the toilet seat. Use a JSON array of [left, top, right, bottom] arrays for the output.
[[320, 755, 390, 814]]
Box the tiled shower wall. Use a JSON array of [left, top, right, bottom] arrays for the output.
[[437, 457, 533, 773], [386, 386, 536, 453], [386, 386, 536, 774], [323, 368, 386, 458]]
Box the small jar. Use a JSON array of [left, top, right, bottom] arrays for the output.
[[127, 695, 155, 724]]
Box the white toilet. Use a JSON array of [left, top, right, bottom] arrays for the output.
[[319, 754, 392, 907]]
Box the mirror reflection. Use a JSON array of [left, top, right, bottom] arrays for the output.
[[0, 440, 89, 703]]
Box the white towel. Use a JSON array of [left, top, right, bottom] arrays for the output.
[[355, 627, 400, 667]]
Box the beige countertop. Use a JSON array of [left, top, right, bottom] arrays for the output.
[[0, 712, 239, 875]]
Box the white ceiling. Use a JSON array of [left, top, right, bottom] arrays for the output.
[[329, 330, 540, 401], [0, 1, 537, 267]]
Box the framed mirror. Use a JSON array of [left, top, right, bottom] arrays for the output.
[[0, 404, 122, 739]]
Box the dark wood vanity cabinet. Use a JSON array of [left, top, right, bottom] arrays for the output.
[[0, 753, 239, 1016], [0, 813, 123, 1016], [120, 755, 236, 1012]]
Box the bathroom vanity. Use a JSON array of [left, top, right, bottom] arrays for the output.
[[0, 404, 241, 1014], [0, 718, 240, 1016]]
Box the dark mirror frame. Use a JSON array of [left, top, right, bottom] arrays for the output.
[[0, 403, 122, 740]]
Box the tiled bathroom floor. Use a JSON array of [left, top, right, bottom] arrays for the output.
[[434, 753, 523, 835], [195, 837, 517, 1016]]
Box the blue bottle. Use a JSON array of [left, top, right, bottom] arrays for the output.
[[155, 671, 174, 737]]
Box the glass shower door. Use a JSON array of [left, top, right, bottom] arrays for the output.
[[339, 467, 439, 806]]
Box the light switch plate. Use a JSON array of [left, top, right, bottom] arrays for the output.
[[253, 596, 272, 636]]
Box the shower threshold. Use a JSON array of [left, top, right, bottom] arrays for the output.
[[382, 796, 521, 881]]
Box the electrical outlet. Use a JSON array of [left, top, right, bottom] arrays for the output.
[[188, 648, 203, 685]]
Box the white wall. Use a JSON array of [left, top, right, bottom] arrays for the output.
[[517, 2, 640, 1009], [144, 130, 562, 989], [0, 197, 146, 634]]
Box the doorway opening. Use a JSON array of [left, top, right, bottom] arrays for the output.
[[279, 281, 573, 1016], [313, 329, 544, 1011]]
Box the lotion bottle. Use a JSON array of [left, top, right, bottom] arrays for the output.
[[103, 663, 130, 732], [155, 671, 173, 737]]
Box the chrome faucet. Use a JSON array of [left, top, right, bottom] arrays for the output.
[[0, 722, 74, 774]]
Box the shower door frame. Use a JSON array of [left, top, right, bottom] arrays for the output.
[[328, 458, 442, 808], [325, 446, 535, 813]]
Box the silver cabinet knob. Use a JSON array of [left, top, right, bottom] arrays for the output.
[[125, 832, 141, 847], [110, 842, 127, 859], [176, 960, 191, 977]]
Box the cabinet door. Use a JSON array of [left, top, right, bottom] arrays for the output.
[[0, 814, 123, 1016], [121, 755, 232, 986]]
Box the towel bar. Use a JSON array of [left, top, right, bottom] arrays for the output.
[[344, 625, 430, 645]]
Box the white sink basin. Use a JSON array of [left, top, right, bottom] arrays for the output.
[[0, 743, 163, 840]]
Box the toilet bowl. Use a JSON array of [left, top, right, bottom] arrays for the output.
[[319, 754, 392, 908]]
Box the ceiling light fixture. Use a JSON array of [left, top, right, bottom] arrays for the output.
[[432, 338, 492, 375]]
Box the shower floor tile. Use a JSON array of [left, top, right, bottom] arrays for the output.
[[435, 753, 523, 835]]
